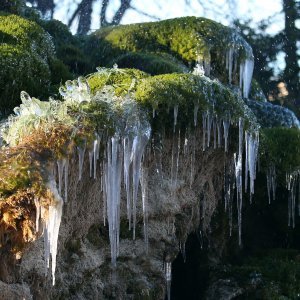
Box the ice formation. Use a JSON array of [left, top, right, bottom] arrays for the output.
[[43, 178, 63, 285], [267, 164, 276, 204], [165, 261, 172, 300]]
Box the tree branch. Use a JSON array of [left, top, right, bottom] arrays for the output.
[[111, 0, 132, 25], [100, 0, 109, 26]]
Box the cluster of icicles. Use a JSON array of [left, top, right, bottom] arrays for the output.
[[194, 47, 254, 99]]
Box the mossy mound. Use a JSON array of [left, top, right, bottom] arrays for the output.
[[87, 16, 253, 82], [87, 68, 258, 131], [0, 13, 55, 114], [261, 127, 300, 173], [110, 52, 189, 75], [246, 100, 300, 129], [40, 19, 91, 76]]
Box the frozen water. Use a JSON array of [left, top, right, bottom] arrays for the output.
[[77, 141, 86, 181], [194, 104, 199, 127], [240, 59, 254, 98], [44, 178, 63, 285], [140, 166, 149, 253], [173, 105, 179, 133]]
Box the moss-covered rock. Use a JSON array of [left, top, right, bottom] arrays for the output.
[[0, 13, 55, 113], [247, 100, 300, 129], [86, 16, 253, 84], [261, 127, 300, 173], [40, 19, 91, 76], [110, 52, 189, 75]]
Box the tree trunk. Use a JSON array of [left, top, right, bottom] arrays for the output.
[[282, 0, 300, 104]]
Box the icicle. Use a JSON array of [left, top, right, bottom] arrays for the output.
[[183, 132, 188, 156], [207, 111, 212, 148], [123, 137, 132, 228], [64, 159, 69, 202], [217, 118, 222, 148], [245, 131, 249, 193], [105, 136, 122, 267], [34, 197, 40, 233], [93, 134, 101, 179], [140, 166, 149, 253], [240, 58, 254, 98], [77, 141, 86, 181], [179, 241, 186, 262], [102, 161, 107, 227], [287, 173, 296, 228], [89, 149, 93, 178], [213, 116, 217, 149], [131, 133, 150, 240], [202, 111, 207, 151], [246, 131, 259, 195], [194, 103, 199, 127], [57, 159, 66, 196], [266, 164, 276, 204], [44, 178, 63, 285], [173, 105, 179, 133], [234, 118, 244, 246], [223, 118, 230, 152], [165, 261, 172, 300]]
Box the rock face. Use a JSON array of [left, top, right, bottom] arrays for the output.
[[0, 133, 227, 299]]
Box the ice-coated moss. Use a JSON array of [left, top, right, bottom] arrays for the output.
[[246, 100, 300, 129], [87, 67, 149, 95], [87, 16, 253, 82], [0, 13, 55, 113]]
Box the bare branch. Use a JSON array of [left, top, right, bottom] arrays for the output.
[[111, 0, 132, 25], [77, 0, 94, 34], [100, 0, 109, 26]]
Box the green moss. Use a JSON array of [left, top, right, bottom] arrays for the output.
[[40, 19, 92, 76], [87, 68, 149, 96], [134, 73, 256, 129], [87, 68, 257, 131], [87, 16, 252, 83], [261, 127, 300, 173], [110, 52, 189, 75], [0, 13, 55, 113]]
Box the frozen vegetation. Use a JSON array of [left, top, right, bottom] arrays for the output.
[[0, 16, 299, 298]]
